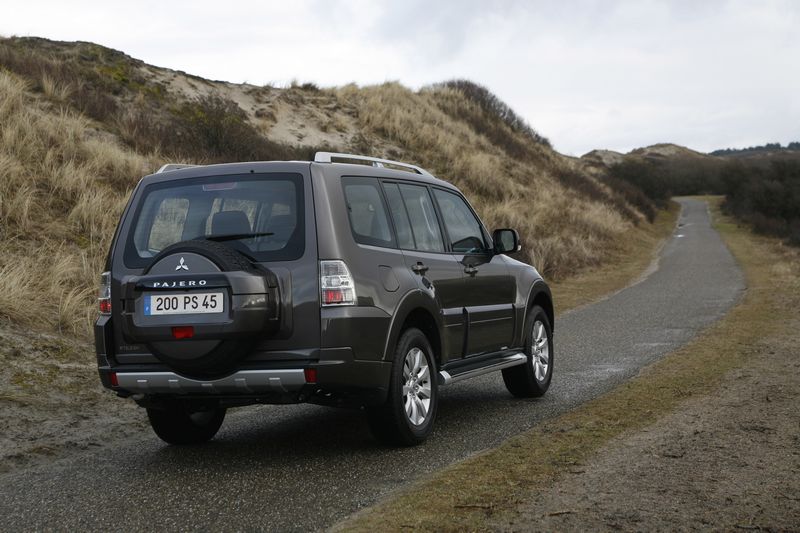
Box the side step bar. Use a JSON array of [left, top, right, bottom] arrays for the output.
[[438, 353, 527, 386]]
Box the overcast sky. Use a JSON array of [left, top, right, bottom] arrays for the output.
[[3, 0, 798, 155]]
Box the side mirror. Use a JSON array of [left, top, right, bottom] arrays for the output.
[[493, 228, 521, 254]]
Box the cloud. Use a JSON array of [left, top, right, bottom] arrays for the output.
[[1, 0, 797, 154]]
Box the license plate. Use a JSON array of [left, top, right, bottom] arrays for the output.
[[144, 292, 224, 316]]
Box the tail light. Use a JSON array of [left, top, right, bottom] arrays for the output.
[[320, 260, 356, 306], [98, 271, 112, 315], [304, 368, 317, 383]]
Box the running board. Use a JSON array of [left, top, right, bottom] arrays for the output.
[[438, 353, 527, 386]]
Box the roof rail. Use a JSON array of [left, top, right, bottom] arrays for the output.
[[314, 152, 433, 177], [156, 164, 199, 174]]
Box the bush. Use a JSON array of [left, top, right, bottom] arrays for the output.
[[607, 159, 673, 206], [722, 159, 800, 244], [434, 79, 550, 158], [555, 168, 643, 223]]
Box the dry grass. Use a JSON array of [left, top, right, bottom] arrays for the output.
[[333, 197, 800, 532], [0, 71, 159, 335], [339, 82, 639, 278], [0, 38, 658, 341]]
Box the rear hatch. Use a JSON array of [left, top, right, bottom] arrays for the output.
[[107, 163, 319, 372]]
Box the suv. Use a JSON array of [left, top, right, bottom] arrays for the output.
[[95, 153, 554, 446]]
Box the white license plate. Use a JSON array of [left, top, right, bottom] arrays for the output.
[[144, 292, 224, 316]]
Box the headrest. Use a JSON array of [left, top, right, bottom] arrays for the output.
[[211, 210, 251, 236]]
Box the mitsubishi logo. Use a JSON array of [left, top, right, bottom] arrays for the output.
[[175, 257, 189, 271]]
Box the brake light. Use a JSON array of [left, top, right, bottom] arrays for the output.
[[320, 260, 356, 306], [98, 271, 111, 315], [110, 372, 119, 387]]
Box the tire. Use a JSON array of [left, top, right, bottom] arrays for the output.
[[147, 239, 259, 275], [146, 403, 226, 445], [143, 240, 262, 377], [502, 305, 553, 398], [366, 328, 438, 446]]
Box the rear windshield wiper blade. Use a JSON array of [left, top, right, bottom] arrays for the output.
[[202, 232, 274, 242]]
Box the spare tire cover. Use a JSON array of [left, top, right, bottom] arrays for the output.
[[144, 239, 263, 377]]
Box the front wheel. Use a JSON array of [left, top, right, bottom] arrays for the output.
[[366, 328, 438, 446], [502, 305, 553, 398], [146, 403, 226, 445]]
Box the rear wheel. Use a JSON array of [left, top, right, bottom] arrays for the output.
[[367, 328, 438, 446], [146, 403, 226, 445], [502, 305, 553, 398]]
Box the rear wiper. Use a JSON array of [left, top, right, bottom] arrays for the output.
[[203, 232, 274, 242]]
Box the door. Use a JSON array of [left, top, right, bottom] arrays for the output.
[[382, 182, 466, 361], [432, 188, 515, 355]]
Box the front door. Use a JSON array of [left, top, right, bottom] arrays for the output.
[[431, 188, 515, 355]]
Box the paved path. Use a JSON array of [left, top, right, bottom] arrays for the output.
[[0, 199, 744, 531]]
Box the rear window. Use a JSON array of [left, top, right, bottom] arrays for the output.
[[124, 173, 304, 267]]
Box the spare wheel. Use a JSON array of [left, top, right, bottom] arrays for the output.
[[122, 239, 279, 377]]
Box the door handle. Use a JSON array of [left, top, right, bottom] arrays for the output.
[[464, 265, 478, 275], [411, 262, 429, 275]]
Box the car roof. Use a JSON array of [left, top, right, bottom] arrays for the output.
[[138, 160, 459, 191]]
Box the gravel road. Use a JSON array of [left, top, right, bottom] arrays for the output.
[[0, 198, 744, 531]]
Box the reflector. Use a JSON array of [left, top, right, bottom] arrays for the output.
[[304, 368, 317, 383], [171, 326, 194, 339]]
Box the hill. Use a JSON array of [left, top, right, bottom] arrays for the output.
[[0, 36, 655, 338], [583, 142, 800, 246]]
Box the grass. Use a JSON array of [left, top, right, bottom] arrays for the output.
[[0, 38, 661, 340], [332, 197, 800, 532], [0, 71, 156, 335], [343, 81, 643, 279]]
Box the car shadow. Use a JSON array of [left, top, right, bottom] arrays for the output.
[[142, 378, 548, 471]]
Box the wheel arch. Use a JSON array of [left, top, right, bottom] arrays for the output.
[[382, 290, 443, 365], [526, 281, 554, 333]]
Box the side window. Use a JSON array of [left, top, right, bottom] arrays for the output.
[[433, 189, 488, 254], [398, 184, 444, 253], [342, 178, 395, 248], [148, 197, 189, 252], [383, 183, 415, 250]]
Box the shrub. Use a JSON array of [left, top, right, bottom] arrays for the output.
[[554, 168, 642, 223], [722, 159, 800, 244], [433, 80, 551, 158]]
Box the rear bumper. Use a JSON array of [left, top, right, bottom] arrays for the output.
[[99, 351, 391, 406], [97, 312, 392, 406], [115, 368, 306, 394]]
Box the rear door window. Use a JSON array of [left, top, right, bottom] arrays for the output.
[[383, 183, 415, 250], [397, 184, 445, 253]]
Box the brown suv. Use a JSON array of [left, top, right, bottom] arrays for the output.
[[95, 153, 554, 446]]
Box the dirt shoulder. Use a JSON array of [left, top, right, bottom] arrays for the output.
[[333, 198, 799, 532], [0, 328, 145, 474], [498, 201, 800, 532], [498, 318, 800, 531]]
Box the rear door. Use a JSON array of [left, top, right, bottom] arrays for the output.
[[431, 187, 515, 355], [111, 166, 318, 364], [382, 182, 466, 361]]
